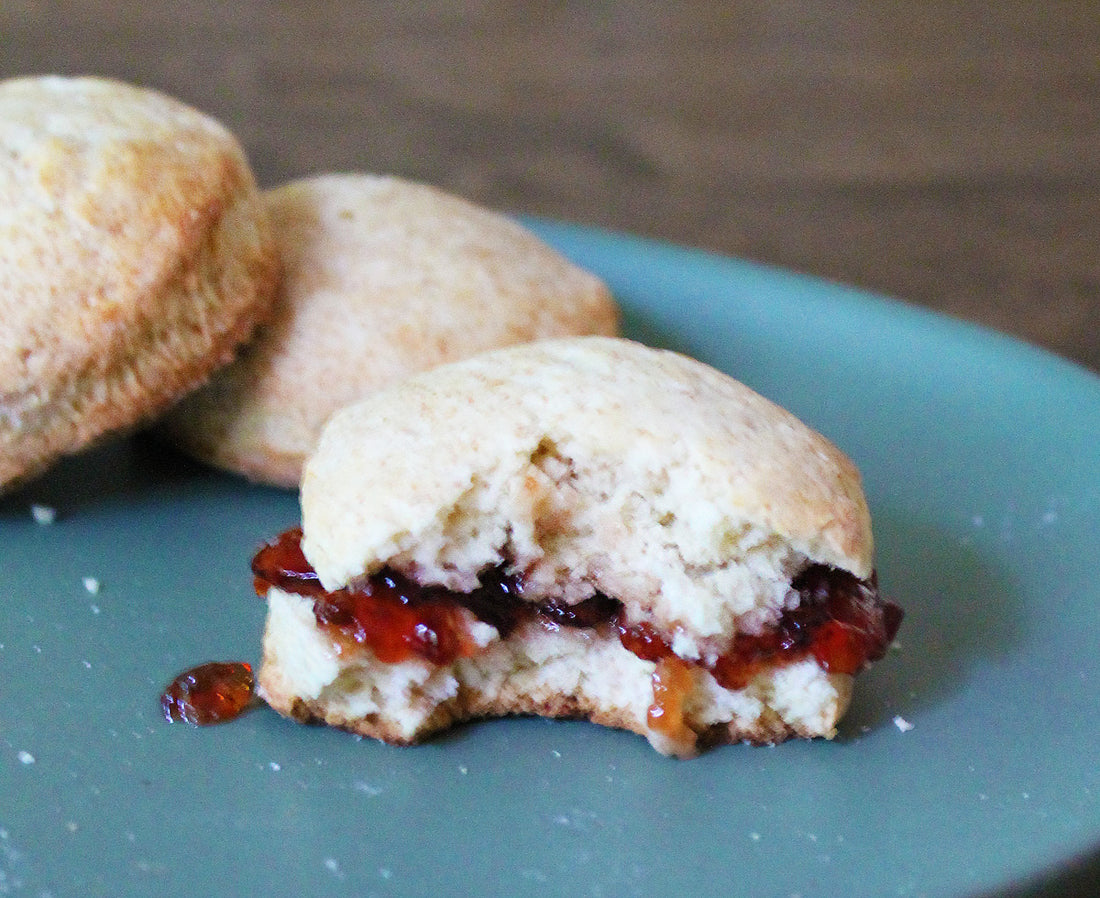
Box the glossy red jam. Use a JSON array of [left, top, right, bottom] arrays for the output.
[[648, 656, 697, 743], [250, 527, 324, 598], [161, 661, 255, 725], [251, 529, 618, 666], [252, 529, 902, 683], [311, 574, 486, 665]]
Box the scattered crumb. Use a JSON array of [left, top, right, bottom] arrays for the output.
[[17, 750, 35, 765], [83, 577, 100, 595], [458, 765, 468, 775], [269, 762, 281, 772], [30, 504, 56, 525], [750, 832, 761, 841], [893, 715, 914, 733]]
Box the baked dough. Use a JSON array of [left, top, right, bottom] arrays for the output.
[[160, 173, 619, 487], [254, 336, 901, 756], [0, 75, 278, 492]]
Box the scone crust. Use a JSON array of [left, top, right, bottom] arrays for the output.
[[160, 173, 619, 487], [0, 75, 278, 490]]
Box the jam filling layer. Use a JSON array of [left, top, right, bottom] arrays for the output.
[[252, 528, 902, 685]]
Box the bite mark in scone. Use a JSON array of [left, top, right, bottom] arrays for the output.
[[254, 337, 902, 757]]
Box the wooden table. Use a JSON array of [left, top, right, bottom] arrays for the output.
[[3, 5, 1098, 892], [5, 1, 1098, 373]]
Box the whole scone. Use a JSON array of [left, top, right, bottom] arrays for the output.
[[0, 75, 278, 492], [252, 336, 902, 757], [160, 173, 619, 487]]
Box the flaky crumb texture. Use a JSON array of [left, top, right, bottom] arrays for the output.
[[259, 588, 853, 757], [302, 337, 872, 660]]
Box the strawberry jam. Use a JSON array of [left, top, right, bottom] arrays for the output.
[[310, 572, 494, 665], [251, 529, 617, 666], [161, 661, 255, 725], [251, 529, 902, 682], [250, 527, 324, 598]]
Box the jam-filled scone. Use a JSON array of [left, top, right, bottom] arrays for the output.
[[160, 173, 619, 488], [0, 75, 278, 493], [253, 337, 901, 757]]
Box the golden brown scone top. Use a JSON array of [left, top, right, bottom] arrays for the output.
[[0, 75, 278, 490]]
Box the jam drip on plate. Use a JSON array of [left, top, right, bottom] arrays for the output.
[[252, 528, 903, 680], [161, 661, 255, 725]]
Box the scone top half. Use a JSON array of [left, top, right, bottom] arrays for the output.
[[260, 337, 898, 756], [302, 336, 873, 660]]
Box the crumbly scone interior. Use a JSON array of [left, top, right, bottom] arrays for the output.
[[258, 585, 854, 758], [357, 435, 815, 659]]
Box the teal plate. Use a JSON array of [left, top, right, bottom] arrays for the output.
[[2, 220, 1098, 898]]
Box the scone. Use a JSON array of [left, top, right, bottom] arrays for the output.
[[160, 173, 619, 487], [252, 337, 902, 757], [0, 75, 279, 492]]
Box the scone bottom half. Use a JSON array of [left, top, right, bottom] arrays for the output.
[[253, 337, 903, 758]]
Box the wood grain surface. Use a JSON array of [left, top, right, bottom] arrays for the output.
[[3, 1, 1098, 371]]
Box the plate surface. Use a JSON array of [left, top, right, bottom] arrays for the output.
[[3, 220, 1098, 898]]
